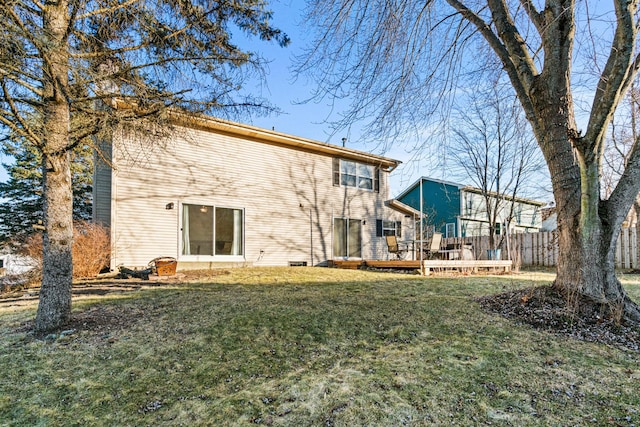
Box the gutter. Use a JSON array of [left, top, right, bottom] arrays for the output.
[[168, 111, 401, 172]]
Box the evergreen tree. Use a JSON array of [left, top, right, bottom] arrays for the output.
[[0, 0, 288, 332], [0, 137, 92, 243], [0, 138, 42, 243]]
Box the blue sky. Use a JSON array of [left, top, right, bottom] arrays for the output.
[[245, 1, 559, 202], [243, 0, 441, 197], [0, 153, 7, 183], [0, 0, 427, 197], [0, 0, 548, 200]]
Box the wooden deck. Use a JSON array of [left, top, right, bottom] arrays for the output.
[[328, 260, 365, 270], [330, 259, 513, 275], [330, 260, 420, 270], [364, 260, 422, 269]]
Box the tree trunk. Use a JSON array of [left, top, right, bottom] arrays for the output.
[[634, 197, 640, 269], [35, 151, 74, 332], [34, 1, 74, 333], [443, 0, 640, 322], [554, 184, 640, 323], [533, 81, 640, 324]]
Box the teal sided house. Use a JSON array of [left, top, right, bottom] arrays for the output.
[[394, 177, 544, 238]]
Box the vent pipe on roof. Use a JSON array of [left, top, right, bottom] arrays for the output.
[[342, 137, 347, 147]]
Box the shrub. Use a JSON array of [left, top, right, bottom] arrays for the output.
[[72, 221, 111, 278], [17, 221, 110, 279]]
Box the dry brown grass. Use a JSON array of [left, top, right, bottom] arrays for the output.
[[1, 268, 639, 426]]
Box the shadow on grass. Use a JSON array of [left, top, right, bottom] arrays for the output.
[[2, 268, 639, 426]]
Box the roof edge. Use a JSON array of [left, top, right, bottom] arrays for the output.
[[460, 186, 545, 206], [395, 176, 544, 206], [167, 111, 400, 171], [394, 176, 464, 200], [385, 199, 424, 217]]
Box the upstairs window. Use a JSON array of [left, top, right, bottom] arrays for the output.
[[445, 223, 456, 238], [333, 159, 380, 192], [465, 193, 473, 215], [494, 222, 502, 235]]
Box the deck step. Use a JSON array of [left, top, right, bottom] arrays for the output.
[[329, 260, 364, 269], [330, 259, 513, 275], [364, 260, 420, 269], [421, 260, 512, 275]]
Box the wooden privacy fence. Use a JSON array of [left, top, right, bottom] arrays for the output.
[[442, 227, 639, 269]]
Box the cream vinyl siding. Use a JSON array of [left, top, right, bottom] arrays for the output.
[[459, 190, 542, 237], [462, 191, 488, 222], [107, 125, 402, 269], [514, 202, 542, 229]]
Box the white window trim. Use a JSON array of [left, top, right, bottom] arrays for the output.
[[382, 220, 400, 236], [179, 202, 246, 261], [340, 159, 375, 191], [333, 216, 363, 259], [445, 222, 456, 238]]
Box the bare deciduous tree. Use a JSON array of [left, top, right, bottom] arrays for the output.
[[0, 0, 289, 332], [449, 78, 545, 254], [606, 83, 640, 267], [300, 1, 640, 323]]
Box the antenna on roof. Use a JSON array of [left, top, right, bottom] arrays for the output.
[[342, 137, 347, 147]]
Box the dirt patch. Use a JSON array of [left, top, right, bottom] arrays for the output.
[[65, 304, 145, 334], [174, 269, 231, 281], [8, 272, 228, 337], [15, 304, 147, 341], [477, 285, 640, 352]]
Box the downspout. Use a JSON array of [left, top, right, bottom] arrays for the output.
[[310, 208, 313, 266], [331, 207, 334, 261]]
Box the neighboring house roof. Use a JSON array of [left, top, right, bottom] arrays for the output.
[[167, 111, 401, 171], [394, 176, 465, 200], [395, 176, 545, 206], [460, 186, 546, 206]]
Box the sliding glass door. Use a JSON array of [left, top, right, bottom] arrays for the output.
[[182, 204, 243, 256], [333, 218, 362, 258]]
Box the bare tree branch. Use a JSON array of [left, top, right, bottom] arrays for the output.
[[518, 0, 543, 33], [584, 0, 638, 154], [75, 0, 142, 20], [445, 0, 539, 133], [0, 0, 290, 332]]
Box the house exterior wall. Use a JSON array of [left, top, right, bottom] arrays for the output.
[[396, 178, 543, 239], [92, 139, 112, 227], [397, 179, 461, 237], [0, 254, 35, 275], [511, 200, 542, 231], [100, 123, 406, 269], [459, 190, 542, 236]]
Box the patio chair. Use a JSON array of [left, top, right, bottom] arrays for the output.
[[424, 232, 443, 259], [385, 235, 408, 259]]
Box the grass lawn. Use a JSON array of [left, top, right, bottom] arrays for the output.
[[1, 267, 639, 426]]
